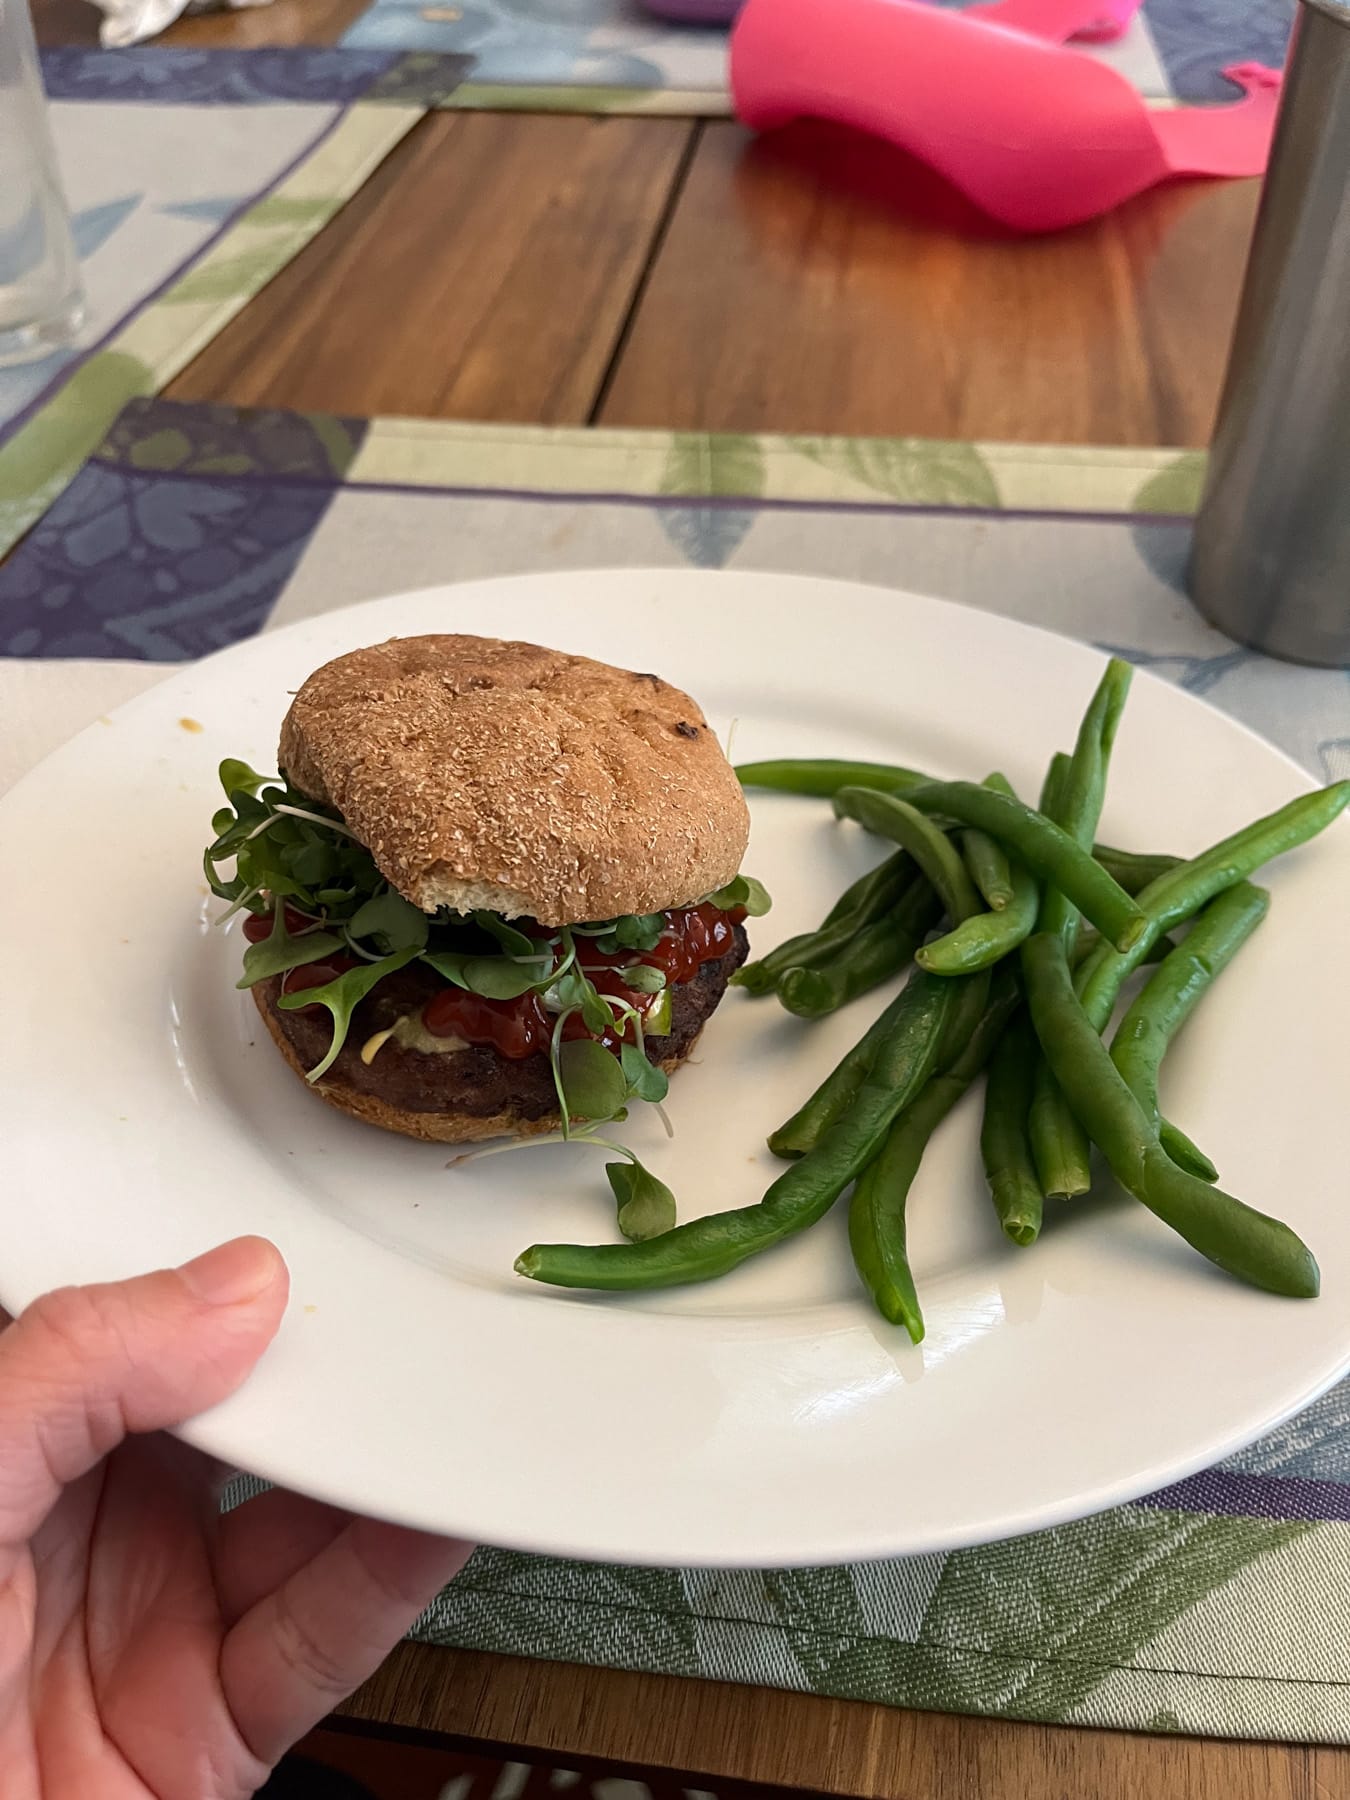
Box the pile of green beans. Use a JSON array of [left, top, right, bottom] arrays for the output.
[[515, 663, 1347, 1327], [1027, 661, 1132, 1202]]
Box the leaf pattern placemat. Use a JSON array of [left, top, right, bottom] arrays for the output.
[[4, 392, 1346, 1743], [0, 51, 469, 563], [336, 0, 1296, 107]]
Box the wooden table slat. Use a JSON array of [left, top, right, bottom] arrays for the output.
[[597, 121, 1256, 448], [166, 112, 695, 426], [33, 0, 371, 47], [340, 1643, 1339, 1800]]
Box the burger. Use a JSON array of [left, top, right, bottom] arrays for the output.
[[204, 633, 767, 1143]]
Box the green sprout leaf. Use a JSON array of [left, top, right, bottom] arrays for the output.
[[419, 950, 472, 990], [203, 845, 247, 905], [617, 963, 666, 994], [421, 949, 550, 999], [557, 1038, 628, 1122], [463, 955, 553, 998], [275, 947, 420, 1082], [598, 912, 667, 954], [606, 1159, 676, 1241], [473, 912, 542, 957], [283, 835, 341, 890], [219, 758, 268, 800], [619, 1041, 669, 1103], [551, 966, 614, 1037], [706, 873, 772, 917], [349, 888, 430, 953], [237, 902, 343, 990]]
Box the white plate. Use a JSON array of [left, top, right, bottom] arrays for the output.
[[1, 570, 1347, 1568]]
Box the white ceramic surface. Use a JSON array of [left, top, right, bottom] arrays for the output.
[[1, 569, 1347, 1567]]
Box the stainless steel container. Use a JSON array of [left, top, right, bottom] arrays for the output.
[[1188, 0, 1350, 668]]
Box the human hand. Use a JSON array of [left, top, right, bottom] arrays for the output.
[[0, 1236, 471, 1797]]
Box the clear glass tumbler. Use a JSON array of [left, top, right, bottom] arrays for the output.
[[0, 0, 84, 367]]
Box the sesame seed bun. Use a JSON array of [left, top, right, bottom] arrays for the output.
[[278, 634, 750, 925]]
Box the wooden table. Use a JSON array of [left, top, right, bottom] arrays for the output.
[[32, 7, 1343, 1794]]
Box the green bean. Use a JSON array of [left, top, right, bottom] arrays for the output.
[[769, 1006, 893, 1160], [1016, 755, 1068, 1204], [735, 849, 915, 995], [767, 920, 939, 1159], [1020, 933, 1318, 1297], [850, 972, 1021, 1340], [1073, 926, 1178, 969], [1155, 1121, 1218, 1186], [963, 818, 1015, 912], [736, 758, 931, 797], [821, 848, 912, 929], [1039, 658, 1132, 948], [778, 881, 941, 1018], [1030, 661, 1132, 1199], [966, 773, 1022, 906], [844, 780, 1146, 953], [1077, 783, 1350, 1034], [832, 786, 997, 1046], [516, 971, 959, 1291], [1110, 882, 1270, 1178], [1065, 923, 1217, 1182], [831, 787, 983, 925], [915, 773, 1039, 976], [1040, 752, 1071, 819], [917, 859, 1038, 975], [1028, 1069, 1092, 1203], [1093, 845, 1182, 896], [979, 1009, 1043, 1246]]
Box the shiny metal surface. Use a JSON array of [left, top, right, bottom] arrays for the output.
[[1189, 0, 1350, 667]]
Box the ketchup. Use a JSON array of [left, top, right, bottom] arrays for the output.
[[560, 968, 650, 1050], [242, 905, 320, 943], [420, 903, 743, 1061], [254, 895, 742, 1062], [638, 902, 743, 984], [422, 987, 552, 1060]]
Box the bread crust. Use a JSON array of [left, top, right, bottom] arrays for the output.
[[278, 634, 749, 925]]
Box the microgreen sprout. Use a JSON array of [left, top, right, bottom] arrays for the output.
[[206, 756, 769, 1241]]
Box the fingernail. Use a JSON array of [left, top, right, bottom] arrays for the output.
[[178, 1237, 281, 1307]]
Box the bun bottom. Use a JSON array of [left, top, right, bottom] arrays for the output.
[[252, 986, 699, 1145]]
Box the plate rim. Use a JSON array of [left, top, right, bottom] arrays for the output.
[[1, 567, 1346, 1567]]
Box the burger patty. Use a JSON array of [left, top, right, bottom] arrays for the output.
[[257, 923, 748, 1123]]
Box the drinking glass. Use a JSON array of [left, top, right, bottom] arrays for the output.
[[0, 0, 84, 367]]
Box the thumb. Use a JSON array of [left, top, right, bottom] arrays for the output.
[[0, 1236, 288, 1549]]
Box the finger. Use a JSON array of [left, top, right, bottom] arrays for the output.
[[220, 1517, 472, 1763], [213, 1487, 352, 1626], [0, 1237, 287, 1554]]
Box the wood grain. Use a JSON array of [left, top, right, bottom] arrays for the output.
[[339, 1644, 1346, 1799], [33, 0, 370, 44], [166, 111, 693, 424], [598, 121, 1258, 447], [32, 0, 370, 46]]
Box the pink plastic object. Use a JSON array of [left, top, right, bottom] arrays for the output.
[[730, 0, 1282, 233], [638, 0, 1137, 34], [966, 0, 1140, 44]]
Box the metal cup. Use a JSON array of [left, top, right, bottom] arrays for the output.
[[1188, 0, 1350, 669]]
